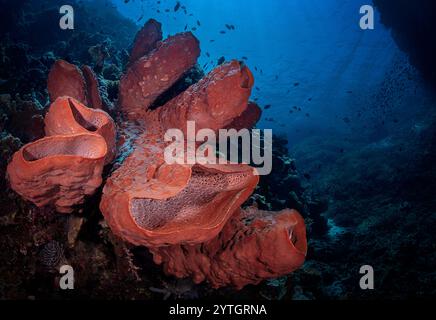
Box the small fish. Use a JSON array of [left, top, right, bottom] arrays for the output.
[[137, 15, 143, 22], [124, 0, 130, 3], [342, 117, 351, 124], [308, 98, 312, 101], [275, 75, 278, 80], [255, 86, 260, 91], [174, 2, 181, 11], [165, 9, 170, 13], [230, 24, 235, 30], [289, 110, 293, 114], [210, 39, 215, 42], [157, 9, 161, 13], [294, 82, 300, 86], [203, 62, 208, 68], [241, 56, 248, 60], [206, 52, 210, 57], [264, 104, 271, 109], [303, 173, 311, 180], [184, 24, 188, 31], [197, 20, 201, 26], [346, 90, 353, 94], [225, 24, 232, 30], [305, 113, 310, 117], [293, 106, 298, 110], [192, 27, 197, 31], [254, 66, 258, 71], [220, 30, 226, 34]]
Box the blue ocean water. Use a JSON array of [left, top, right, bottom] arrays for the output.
[[112, 0, 404, 144]]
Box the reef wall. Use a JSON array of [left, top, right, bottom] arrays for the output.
[[373, 0, 436, 85]]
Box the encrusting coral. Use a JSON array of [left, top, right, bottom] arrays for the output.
[[5, 20, 307, 289]]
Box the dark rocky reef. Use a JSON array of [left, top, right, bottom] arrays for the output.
[[0, 0, 137, 104], [289, 114, 436, 299]]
